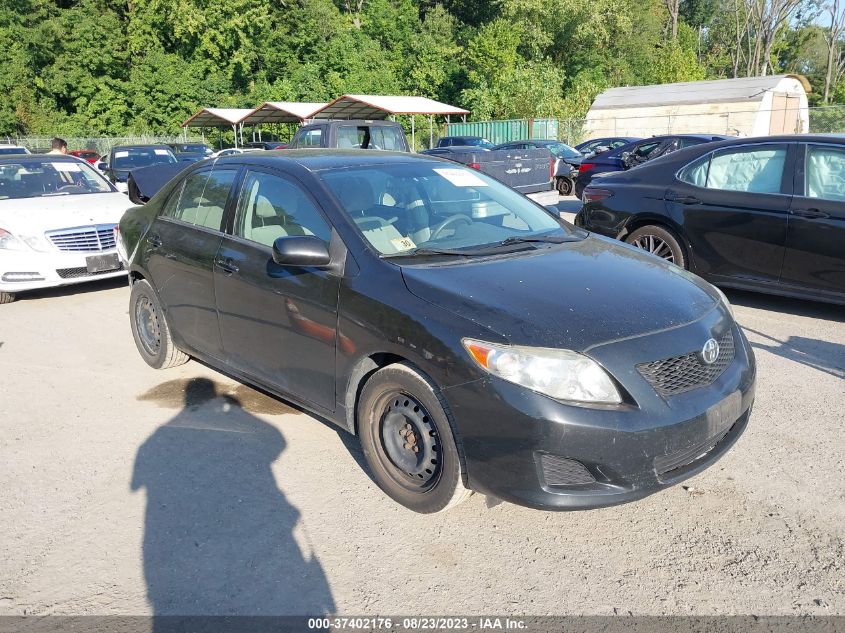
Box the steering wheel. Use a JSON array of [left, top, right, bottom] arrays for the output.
[[429, 214, 472, 241]]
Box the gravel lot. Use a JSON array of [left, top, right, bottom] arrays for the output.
[[0, 269, 843, 616]]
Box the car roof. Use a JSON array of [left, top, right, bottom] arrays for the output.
[[214, 148, 446, 171], [0, 154, 80, 162], [111, 144, 173, 150]]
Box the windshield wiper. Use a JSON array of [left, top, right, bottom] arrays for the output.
[[495, 234, 580, 247], [383, 247, 477, 258]]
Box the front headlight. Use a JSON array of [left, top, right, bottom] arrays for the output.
[[462, 338, 622, 404], [0, 228, 28, 251], [713, 286, 734, 319]]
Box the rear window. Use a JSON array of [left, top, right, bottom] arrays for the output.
[[337, 126, 406, 151], [112, 148, 177, 170]]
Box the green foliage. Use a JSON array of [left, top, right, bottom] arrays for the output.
[[0, 0, 839, 136]]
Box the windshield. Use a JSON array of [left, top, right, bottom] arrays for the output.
[[320, 162, 570, 256], [0, 159, 113, 199], [112, 148, 177, 170], [546, 143, 581, 159]]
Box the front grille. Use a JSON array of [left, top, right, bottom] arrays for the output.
[[539, 454, 596, 486], [637, 329, 735, 397], [56, 263, 124, 279], [654, 421, 736, 479], [47, 225, 116, 252]]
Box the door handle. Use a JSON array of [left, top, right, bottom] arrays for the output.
[[146, 234, 162, 248], [215, 258, 239, 275], [791, 208, 830, 219]]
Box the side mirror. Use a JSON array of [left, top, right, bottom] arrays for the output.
[[272, 236, 331, 268], [97, 163, 107, 171], [621, 151, 633, 168]]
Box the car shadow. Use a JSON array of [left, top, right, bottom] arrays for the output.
[[14, 275, 128, 302], [741, 326, 845, 380], [131, 377, 335, 617], [724, 288, 844, 322], [554, 197, 583, 214]]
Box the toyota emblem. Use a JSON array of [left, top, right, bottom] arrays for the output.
[[701, 338, 720, 365]]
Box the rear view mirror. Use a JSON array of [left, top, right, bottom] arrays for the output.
[[272, 236, 331, 268]]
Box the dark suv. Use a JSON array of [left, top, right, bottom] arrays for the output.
[[574, 134, 730, 199], [288, 120, 409, 152]]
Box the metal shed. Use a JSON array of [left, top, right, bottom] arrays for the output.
[[310, 95, 470, 148], [584, 75, 811, 138]]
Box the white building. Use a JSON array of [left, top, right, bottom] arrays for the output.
[[584, 75, 810, 138]]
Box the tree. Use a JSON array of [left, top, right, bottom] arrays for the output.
[[823, 0, 845, 102]]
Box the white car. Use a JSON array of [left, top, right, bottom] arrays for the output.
[[0, 155, 133, 304], [0, 144, 31, 156], [210, 147, 263, 158]]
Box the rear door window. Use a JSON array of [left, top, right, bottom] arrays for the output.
[[167, 168, 237, 231], [805, 145, 845, 202]]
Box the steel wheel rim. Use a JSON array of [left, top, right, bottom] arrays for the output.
[[631, 234, 676, 262], [375, 391, 441, 491], [135, 296, 162, 356]]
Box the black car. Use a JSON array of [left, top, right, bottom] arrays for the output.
[[574, 137, 640, 157], [247, 141, 288, 150], [99, 145, 178, 192], [436, 136, 494, 149], [493, 139, 583, 195], [576, 135, 845, 305], [119, 150, 755, 513], [419, 145, 490, 157], [575, 134, 730, 199]]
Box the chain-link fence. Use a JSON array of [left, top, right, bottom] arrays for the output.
[[3, 134, 206, 155]]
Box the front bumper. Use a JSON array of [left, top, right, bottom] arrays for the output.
[[0, 248, 126, 294], [443, 318, 756, 511]]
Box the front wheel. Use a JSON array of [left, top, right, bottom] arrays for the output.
[[0, 291, 15, 304], [556, 177, 573, 196], [357, 363, 470, 513], [625, 225, 687, 269], [129, 279, 189, 369]]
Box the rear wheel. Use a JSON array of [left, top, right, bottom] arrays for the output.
[[129, 279, 189, 369], [0, 291, 15, 304], [357, 362, 470, 513], [625, 225, 687, 269], [556, 177, 573, 196]]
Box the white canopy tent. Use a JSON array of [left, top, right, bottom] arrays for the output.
[[181, 108, 255, 147], [310, 95, 470, 148]]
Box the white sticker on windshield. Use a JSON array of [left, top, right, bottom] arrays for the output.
[[154, 149, 169, 156], [114, 151, 129, 158], [433, 168, 488, 187], [390, 236, 417, 251], [51, 162, 81, 172]]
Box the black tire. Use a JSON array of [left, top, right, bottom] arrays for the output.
[[0, 291, 15, 304], [129, 279, 189, 369], [625, 224, 687, 269], [357, 362, 470, 513], [556, 177, 573, 196]]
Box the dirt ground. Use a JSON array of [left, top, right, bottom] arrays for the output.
[[0, 275, 842, 616]]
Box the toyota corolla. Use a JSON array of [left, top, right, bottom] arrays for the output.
[[119, 150, 756, 513]]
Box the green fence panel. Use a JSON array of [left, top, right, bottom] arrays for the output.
[[445, 119, 562, 144]]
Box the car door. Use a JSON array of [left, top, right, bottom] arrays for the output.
[[668, 142, 795, 283], [780, 142, 845, 296], [145, 165, 238, 357], [214, 168, 340, 411]]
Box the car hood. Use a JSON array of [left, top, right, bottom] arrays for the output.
[[400, 235, 719, 352], [0, 192, 133, 234]]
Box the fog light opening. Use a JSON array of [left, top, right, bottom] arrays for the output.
[[2, 272, 45, 282]]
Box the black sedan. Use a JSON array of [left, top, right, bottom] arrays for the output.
[[119, 150, 755, 513], [574, 136, 640, 157], [575, 134, 730, 199], [576, 135, 845, 305], [99, 145, 178, 193], [493, 139, 583, 195]]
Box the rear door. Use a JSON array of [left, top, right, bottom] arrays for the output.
[[145, 164, 239, 357], [668, 142, 796, 283], [780, 142, 845, 297], [214, 167, 340, 411]]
